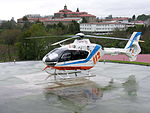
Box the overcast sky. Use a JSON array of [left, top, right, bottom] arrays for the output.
[[0, 0, 150, 20]]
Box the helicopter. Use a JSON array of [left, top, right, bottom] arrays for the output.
[[41, 32, 142, 79]]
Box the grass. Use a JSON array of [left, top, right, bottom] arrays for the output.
[[99, 60, 150, 66]]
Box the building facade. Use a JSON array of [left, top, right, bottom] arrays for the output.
[[80, 22, 133, 34]]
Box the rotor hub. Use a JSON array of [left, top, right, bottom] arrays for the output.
[[76, 33, 85, 38]]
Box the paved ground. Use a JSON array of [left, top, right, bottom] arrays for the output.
[[0, 61, 150, 113]]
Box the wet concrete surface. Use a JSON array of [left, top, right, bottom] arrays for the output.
[[0, 61, 150, 113]]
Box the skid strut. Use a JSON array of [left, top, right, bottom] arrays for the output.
[[43, 66, 95, 81]]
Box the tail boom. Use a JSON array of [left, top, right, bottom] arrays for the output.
[[103, 32, 142, 61]]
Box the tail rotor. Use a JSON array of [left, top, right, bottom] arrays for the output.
[[124, 32, 142, 61]]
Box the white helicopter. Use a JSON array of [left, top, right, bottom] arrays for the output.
[[42, 32, 142, 79]]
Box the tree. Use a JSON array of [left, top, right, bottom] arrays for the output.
[[132, 15, 136, 21], [17, 23, 47, 60], [26, 23, 47, 36], [22, 16, 28, 22], [105, 15, 113, 19], [22, 16, 32, 29], [0, 19, 17, 29], [57, 22, 65, 29], [82, 17, 88, 23], [96, 17, 102, 22], [0, 29, 21, 45], [67, 21, 80, 34], [137, 14, 150, 21], [140, 28, 150, 53], [0, 29, 21, 60]]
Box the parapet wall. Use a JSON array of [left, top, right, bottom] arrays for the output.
[[101, 54, 150, 63]]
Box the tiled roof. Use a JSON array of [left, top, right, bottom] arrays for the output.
[[81, 22, 125, 24], [78, 14, 96, 17], [42, 18, 81, 22], [55, 12, 88, 15], [103, 17, 129, 21], [111, 17, 129, 21], [59, 9, 72, 12], [131, 21, 144, 23]]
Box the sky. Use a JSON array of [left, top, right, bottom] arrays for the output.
[[0, 0, 150, 20]]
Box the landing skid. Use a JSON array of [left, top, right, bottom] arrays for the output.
[[44, 68, 95, 81]]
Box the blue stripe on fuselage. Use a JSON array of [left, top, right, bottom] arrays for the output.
[[59, 45, 101, 66]]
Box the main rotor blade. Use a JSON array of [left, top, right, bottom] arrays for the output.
[[85, 35, 129, 41], [26, 35, 67, 39], [26, 36, 51, 39], [25, 35, 72, 39], [51, 36, 79, 46]]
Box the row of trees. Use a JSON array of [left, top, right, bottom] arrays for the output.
[[129, 14, 150, 21], [0, 18, 150, 62], [105, 14, 150, 21], [0, 20, 80, 62]]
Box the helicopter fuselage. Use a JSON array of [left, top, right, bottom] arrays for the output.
[[42, 32, 142, 71], [43, 39, 103, 70]]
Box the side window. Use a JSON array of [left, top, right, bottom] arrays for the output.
[[59, 52, 71, 62], [80, 50, 89, 59], [71, 51, 80, 60], [71, 50, 89, 60]]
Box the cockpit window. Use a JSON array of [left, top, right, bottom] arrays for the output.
[[48, 48, 67, 55], [48, 48, 59, 55], [48, 48, 58, 54], [45, 48, 68, 62]]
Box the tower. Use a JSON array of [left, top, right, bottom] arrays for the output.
[[64, 4, 67, 10], [76, 8, 79, 12]]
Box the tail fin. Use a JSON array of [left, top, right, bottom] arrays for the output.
[[125, 32, 141, 61]]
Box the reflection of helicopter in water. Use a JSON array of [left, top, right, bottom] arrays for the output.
[[41, 32, 142, 79], [44, 78, 103, 113], [123, 75, 138, 96]]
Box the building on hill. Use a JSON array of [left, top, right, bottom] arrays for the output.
[[54, 5, 96, 22], [17, 5, 96, 25]]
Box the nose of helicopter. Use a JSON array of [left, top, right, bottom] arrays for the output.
[[45, 57, 51, 62], [42, 56, 57, 66], [42, 56, 50, 63]]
